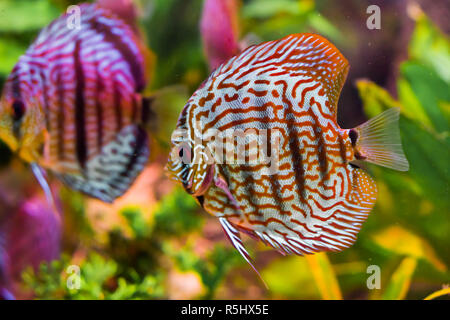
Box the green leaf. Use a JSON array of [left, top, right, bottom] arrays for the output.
[[121, 207, 150, 238], [0, 0, 60, 33], [305, 253, 342, 300], [408, 14, 450, 83], [166, 243, 240, 299], [400, 62, 450, 133], [371, 226, 447, 272], [399, 116, 450, 206], [242, 0, 311, 19], [397, 77, 433, 128], [262, 256, 320, 299], [356, 79, 402, 118], [0, 38, 27, 76], [153, 187, 202, 235], [307, 13, 343, 44]]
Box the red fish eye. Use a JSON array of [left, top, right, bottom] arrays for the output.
[[12, 100, 25, 122], [178, 144, 192, 164]]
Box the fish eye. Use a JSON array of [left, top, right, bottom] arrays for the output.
[[349, 129, 358, 146], [12, 100, 25, 122], [178, 143, 192, 165]]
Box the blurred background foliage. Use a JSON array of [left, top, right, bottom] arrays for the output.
[[0, 0, 448, 300]]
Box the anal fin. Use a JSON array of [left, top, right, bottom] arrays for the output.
[[219, 217, 268, 289], [228, 167, 377, 257], [58, 125, 149, 203], [204, 171, 268, 287]]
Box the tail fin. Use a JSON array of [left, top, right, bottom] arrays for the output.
[[354, 107, 409, 171]]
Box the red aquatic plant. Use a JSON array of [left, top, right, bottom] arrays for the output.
[[200, 0, 240, 70], [2, 195, 61, 298], [97, 0, 139, 34]]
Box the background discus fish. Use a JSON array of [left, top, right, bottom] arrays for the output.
[[0, 3, 154, 203], [166, 33, 409, 277]]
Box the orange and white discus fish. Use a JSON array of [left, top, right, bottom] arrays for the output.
[[0, 3, 154, 203], [166, 33, 409, 277]]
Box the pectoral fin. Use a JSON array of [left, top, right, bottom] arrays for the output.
[[31, 163, 56, 211], [219, 217, 268, 289], [214, 174, 240, 210]]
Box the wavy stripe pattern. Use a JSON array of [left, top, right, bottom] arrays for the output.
[[169, 34, 378, 256]]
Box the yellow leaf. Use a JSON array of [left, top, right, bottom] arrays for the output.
[[356, 79, 402, 118], [262, 256, 319, 299], [382, 257, 417, 300], [304, 252, 342, 300], [424, 287, 450, 300], [372, 226, 447, 272]]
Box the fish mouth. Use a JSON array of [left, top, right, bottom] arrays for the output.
[[16, 132, 46, 164], [0, 127, 18, 153], [186, 165, 215, 197]]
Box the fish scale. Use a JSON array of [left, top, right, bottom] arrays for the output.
[[167, 33, 409, 278], [196, 80, 348, 233]]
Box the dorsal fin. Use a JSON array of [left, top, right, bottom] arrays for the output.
[[214, 33, 349, 118], [288, 34, 349, 117]]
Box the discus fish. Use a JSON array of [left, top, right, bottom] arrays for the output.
[[200, 0, 240, 70], [0, 3, 153, 203], [166, 33, 409, 278]]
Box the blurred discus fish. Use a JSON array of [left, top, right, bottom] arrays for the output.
[[166, 33, 409, 278], [0, 3, 155, 203]]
